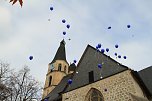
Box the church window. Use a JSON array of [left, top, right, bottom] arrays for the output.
[[89, 71, 94, 83], [58, 64, 62, 71], [48, 76, 52, 86], [85, 88, 104, 101]]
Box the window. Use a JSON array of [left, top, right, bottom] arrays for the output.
[[85, 88, 104, 101], [48, 76, 52, 86], [58, 64, 62, 71], [64, 66, 66, 72], [89, 71, 94, 83]]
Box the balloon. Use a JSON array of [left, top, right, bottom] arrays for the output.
[[98, 64, 102, 69], [127, 25, 131, 28], [114, 53, 117, 56], [62, 19, 66, 23], [97, 44, 101, 48], [106, 48, 109, 52], [50, 7, 53, 11], [63, 31, 66, 35], [44, 99, 48, 101], [66, 24, 70, 29], [96, 46, 99, 49], [123, 56, 127, 59], [29, 56, 33, 60], [118, 55, 121, 58], [74, 60, 77, 63], [101, 49, 105, 53], [108, 27, 111, 29], [68, 79, 72, 84], [115, 44, 118, 48]]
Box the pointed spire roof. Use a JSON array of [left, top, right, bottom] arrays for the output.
[[50, 40, 67, 64]]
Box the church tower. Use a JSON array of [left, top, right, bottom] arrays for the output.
[[42, 40, 69, 99]]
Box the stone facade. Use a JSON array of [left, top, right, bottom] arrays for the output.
[[62, 70, 148, 101]]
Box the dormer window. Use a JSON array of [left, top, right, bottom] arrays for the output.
[[58, 64, 62, 71]]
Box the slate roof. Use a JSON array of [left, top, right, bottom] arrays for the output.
[[50, 40, 67, 64], [42, 74, 73, 101], [138, 66, 152, 98], [64, 45, 128, 93]]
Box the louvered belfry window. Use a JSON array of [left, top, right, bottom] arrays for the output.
[[89, 71, 94, 83]]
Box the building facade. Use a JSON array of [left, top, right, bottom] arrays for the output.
[[42, 40, 152, 101]]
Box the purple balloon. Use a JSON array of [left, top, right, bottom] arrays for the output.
[[98, 44, 101, 48], [62, 19, 66, 23], [101, 49, 105, 53], [63, 31, 66, 35], [114, 53, 117, 56], [108, 27, 111, 29], [67, 24, 70, 29], [74, 60, 77, 63], [127, 25, 131, 28], [106, 48, 109, 52], [98, 64, 102, 69], [118, 55, 121, 58], [123, 56, 127, 59], [50, 7, 53, 11], [29, 56, 33, 60], [115, 44, 119, 48], [68, 79, 72, 84]]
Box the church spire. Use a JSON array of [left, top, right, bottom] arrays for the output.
[[50, 39, 67, 64]]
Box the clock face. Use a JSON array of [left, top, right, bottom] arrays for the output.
[[50, 64, 54, 70]]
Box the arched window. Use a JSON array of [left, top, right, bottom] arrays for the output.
[[64, 66, 66, 72], [58, 64, 62, 71], [85, 88, 104, 101], [48, 76, 52, 86]]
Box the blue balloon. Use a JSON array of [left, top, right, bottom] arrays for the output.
[[108, 27, 111, 29], [66, 24, 70, 29], [50, 7, 53, 11], [44, 99, 48, 101], [98, 64, 102, 69], [63, 31, 66, 35], [118, 55, 121, 58], [74, 60, 77, 63], [115, 44, 119, 48], [97, 44, 101, 48], [62, 19, 66, 23], [68, 79, 72, 84], [114, 53, 117, 56], [96, 45, 99, 49], [29, 56, 33, 60], [101, 49, 105, 53], [106, 48, 109, 52], [123, 56, 127, 59], [127, 25, 131, 28]]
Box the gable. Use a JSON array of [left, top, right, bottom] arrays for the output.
[[64, 45, 128, 92]]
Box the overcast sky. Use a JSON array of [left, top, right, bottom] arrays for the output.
[[0, 0, 152, 84]]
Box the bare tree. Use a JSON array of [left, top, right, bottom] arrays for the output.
[[0, 61, 43, 101], [10, 66, 43, 101], [0, 61, 12, 101]]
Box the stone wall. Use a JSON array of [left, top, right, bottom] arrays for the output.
[[62, 70, 148, 101]]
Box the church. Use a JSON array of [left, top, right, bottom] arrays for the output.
[[42, 40, 152, 101]]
